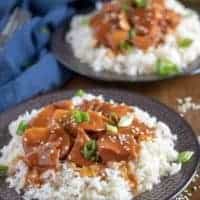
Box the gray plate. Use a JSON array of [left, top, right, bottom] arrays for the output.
[[0, 88, 199, 200], [51, 1, 200, 82]]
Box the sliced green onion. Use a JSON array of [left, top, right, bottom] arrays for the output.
[[122, 3, 130, 12], [108, 112, 119, 126], [155, 58, 180, 77], [106, 124, 118, 134], [128, 29, 136, 40], [72, 110, 90, 123], [82, 140, 98, 161], [0, 165, 8, 176], [134, 0, 148, 8], [178, 151, 194, 163], [73, 110, 82, 123], [16, 120, 28, 136], [120, 41, 133, 53], [178, 38, 193, 49], [81, 112, 90, 122], [80, 18, 90, 26], [75, 89, 86, 97], [118, 114, 134, 127]]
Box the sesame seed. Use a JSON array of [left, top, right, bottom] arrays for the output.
[[50, 149, 54, 154], [41, 155, 46, 160], [65, 146, 68, 150]]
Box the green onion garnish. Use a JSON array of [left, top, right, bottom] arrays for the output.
[[155, 58, 180, 77], [0, 165, 8, 176], [80, 18, 90, 26], [178, 38, 193, 49], [178, 151, 194, 163], [108, 112, 119, 126], [72, 110, 90, 123], [134, 0, 148, 8], [128, 29, 136, 40], [75, 89, 86, 97], [82, 140, 98, 161], [106, 124, 118, 134], [118, 114, 134, 127], [16, 120, 28, 136], [122, 3, 130, 12], [120, 41, 133, 53]]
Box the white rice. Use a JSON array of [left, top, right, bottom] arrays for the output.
[[66, 0, 200, 76], [0, 94, 181, 200]]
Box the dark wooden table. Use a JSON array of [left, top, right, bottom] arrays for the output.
[[65, 74, 200, 200]]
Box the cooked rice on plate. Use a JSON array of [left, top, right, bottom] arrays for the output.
[[66, 0, 200, 76], [0, 91, 194, 200]]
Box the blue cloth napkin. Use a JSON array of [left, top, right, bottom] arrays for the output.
[[0, 0, 78, 112]]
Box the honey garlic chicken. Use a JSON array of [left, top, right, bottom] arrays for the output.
[[1, 91, 194, 199], [90, 0, 181, 53], [21, 98, 154, 186]]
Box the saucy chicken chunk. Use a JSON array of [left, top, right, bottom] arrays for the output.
[[20, 96, 154, 187], [90, 0, 181, 53]]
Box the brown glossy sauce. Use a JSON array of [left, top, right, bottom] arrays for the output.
[[22, 99, 154, 187], [90, 0, 181, 53]]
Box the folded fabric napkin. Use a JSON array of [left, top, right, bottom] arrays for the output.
[[0, 0, 97, 113]]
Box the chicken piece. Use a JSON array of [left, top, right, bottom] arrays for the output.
[[100, 103, 133, 118], [79, 164, 104, 177], [90, 0, 181, 52], [119, 12, 130, 31], [80, 100, 133, 119], [133, 32, 159, 50], [102, 1, 121, 13], [91, 2, 128, 53], [53, 100, 74, 110], [119, 119, 153, 140], [49, 109, 78, 137], [90, 13, 111, 45], [106, 30, 128, 51], [151, 0, 165, 10], [79, 111, 106, 132], [78, 100, 104, 112], [132, 120, 154, 141], [29, 105, 56, 127], [97, 134, 138, 163], [68, 129, 94, 166], [29, 100, 73, 128], [165, 9, 181, 29], [50, 109, 71, 123], [48, 110, 73, 159], [48, 127, 71, 159], [26, 168, 42, 186], [130, 8, 154, 35], [24, 143, 60, 170], [23, 127, 50, 153]]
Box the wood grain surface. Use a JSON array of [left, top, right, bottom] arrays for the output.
[[65, 74, 200, 200]]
